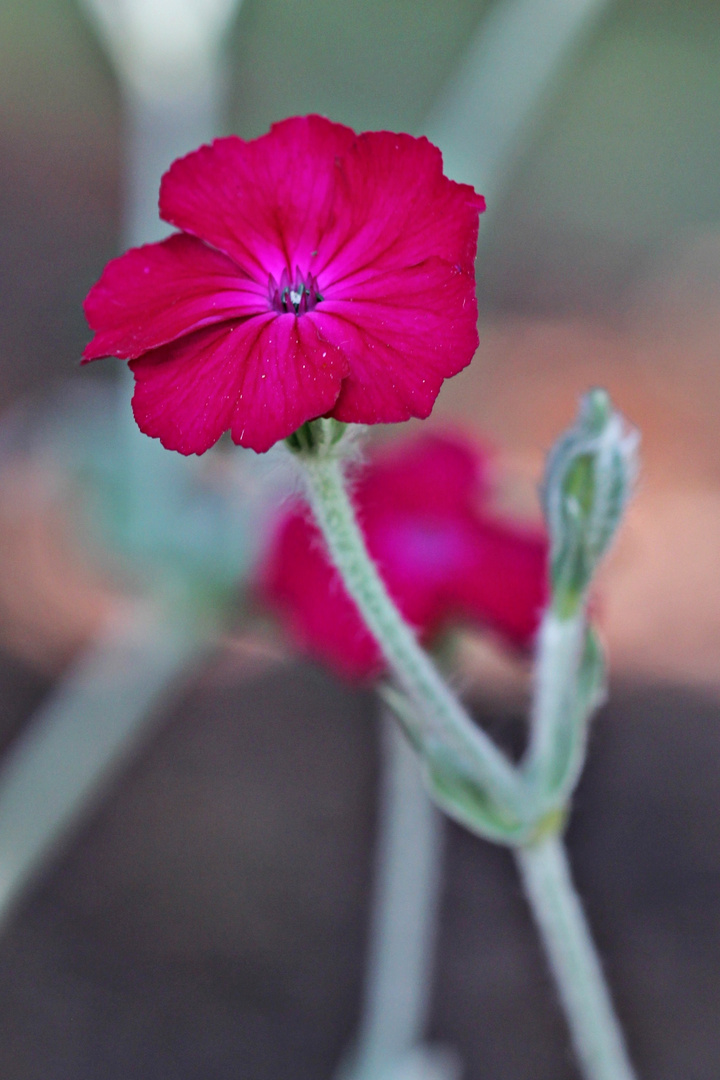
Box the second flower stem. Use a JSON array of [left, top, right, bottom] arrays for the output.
[[516, 834, 637, 1080]]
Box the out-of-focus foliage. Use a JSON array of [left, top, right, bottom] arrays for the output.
[[5, 0, 720, 399]]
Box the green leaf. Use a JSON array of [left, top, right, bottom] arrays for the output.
[[380, 683, 532, 844], [422, 744, 532, 845]]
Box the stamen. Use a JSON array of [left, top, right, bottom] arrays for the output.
[[268, 267, 323, 315]]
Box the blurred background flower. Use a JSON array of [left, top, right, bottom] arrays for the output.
[[260, 432, 547, 680]]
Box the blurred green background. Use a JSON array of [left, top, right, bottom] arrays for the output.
[[4, 0, 720, 403]]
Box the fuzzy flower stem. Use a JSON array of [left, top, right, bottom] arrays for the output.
[[516, 834, 638, 1080], [524, 609, 586, 798], [300, 453, 527, 817]]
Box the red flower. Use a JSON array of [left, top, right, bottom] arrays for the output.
[[83, 115, 485, 454], [259, 433, 548, 680]]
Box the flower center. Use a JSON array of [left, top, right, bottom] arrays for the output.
[[268, 267, 323, 315]]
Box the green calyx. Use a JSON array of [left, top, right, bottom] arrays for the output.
[[285, 417, 350, 457], [422, 744, 534, 844]]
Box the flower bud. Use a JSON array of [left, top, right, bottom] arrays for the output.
[[542, 389, 639, 618]]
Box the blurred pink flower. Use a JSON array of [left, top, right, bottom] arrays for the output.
[[259, 433, 548, 680], [83, 115, 484, 454]]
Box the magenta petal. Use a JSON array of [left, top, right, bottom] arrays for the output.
[[130, 312, 349, 456], [83, 234, 267, 362], [317, 259, 478, 424], [227, 312, 350, 451], [366, 511, 478, 631], [450, 519, 548, 647], [358, 433, 491, 514], [314, 130, 484, 288], [159, 116, 356, 282], [130, 318, 272, 456]]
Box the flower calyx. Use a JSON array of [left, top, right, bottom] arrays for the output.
[[285, 417, 353, 458]]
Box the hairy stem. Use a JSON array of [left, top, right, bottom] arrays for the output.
[[516, 834, 637, 1080], [527, 612, 583, 759], [301, 455, 526, 817]]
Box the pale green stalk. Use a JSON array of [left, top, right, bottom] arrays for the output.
[[523, 609, 588, 808], [341, 714, 450, 1080], [0, 604, 205, 930], [516, 835, 636, 1080]]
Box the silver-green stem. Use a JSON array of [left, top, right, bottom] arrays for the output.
[[301, 455, 526, 817], [344, 712, 445, 1079], [524, 609, 585, 802], [516, 834, 637, 1080]]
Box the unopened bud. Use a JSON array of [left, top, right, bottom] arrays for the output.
[[542, 389, 639, 617]]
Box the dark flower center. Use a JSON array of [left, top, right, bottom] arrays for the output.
[[268, 267, 323, 315]]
